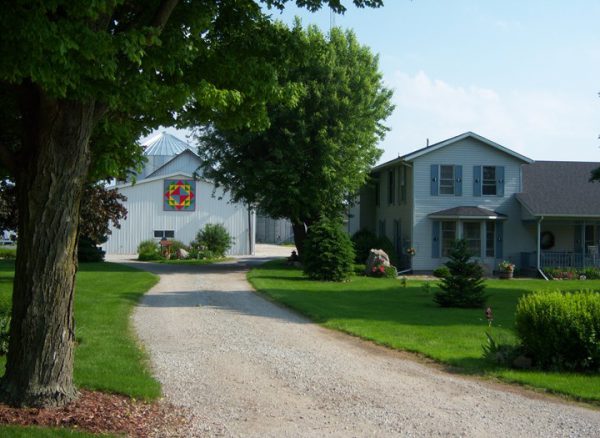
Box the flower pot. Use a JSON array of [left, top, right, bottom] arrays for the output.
[[499, 270, 513, 279]]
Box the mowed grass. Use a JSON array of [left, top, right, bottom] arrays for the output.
[[0, 261, 160, 437], [0, 425, 113, 438], [248, 260, 600, 403]]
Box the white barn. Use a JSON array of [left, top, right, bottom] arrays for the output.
[[102, 132, 255, 255]]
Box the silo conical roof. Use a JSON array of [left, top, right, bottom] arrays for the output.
[[142, 132, 197, 156]]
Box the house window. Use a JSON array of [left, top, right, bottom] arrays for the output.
[[482, 166, 497, 195], [399, 166, 407, 203], [439, 165, 455, 195], [154, 230, 175, 239], [463, 222, 481, 257], [375, 182, 380, 207], [441, 221, 456, 257], [388, 170, 395, 204], [486, 221, 495, 257]]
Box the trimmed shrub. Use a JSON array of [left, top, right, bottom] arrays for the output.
[[350, 228, 397, 265], [303, 218, 355, 281], [137, 239, 161, 261], [515, 290, 600, 371], [78, 236, 105, 262], [191, 223, 233, 258], [433, 240, 487, 308], [432, 265, 450, 279]]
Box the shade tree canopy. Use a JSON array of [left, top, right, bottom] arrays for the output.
[[0, 0, 384, 407], [198, 23, 394, 254]]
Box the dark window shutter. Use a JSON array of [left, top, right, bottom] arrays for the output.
[[495, 221, 503, 259], [497, 166, 505, 196], [473, 165, 482, 197], [432, 220, 440, 258], [454, 165, 463, 196], [430, 165, 439, 196]]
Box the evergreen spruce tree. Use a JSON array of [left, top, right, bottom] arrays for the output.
[[434, 239, 487, 308]]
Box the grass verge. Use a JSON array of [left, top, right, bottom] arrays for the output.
[[0, 261, 160, 435], [248, 259, 600, 404]]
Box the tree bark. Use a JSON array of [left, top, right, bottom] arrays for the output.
[[292, 221, 307, 258], [0, 90, 95, 407]]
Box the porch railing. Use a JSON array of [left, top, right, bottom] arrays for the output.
[[521, 251, 600, 269]]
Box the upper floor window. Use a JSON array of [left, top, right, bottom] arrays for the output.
[[474, 165, 504, 197], [439, 165, 455, 195], [431, 165, 462, 197], [388, 170, 395, 204], [482, 166, 497, 195]]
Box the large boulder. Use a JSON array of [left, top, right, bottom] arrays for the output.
[[365, 249, 391, 275]]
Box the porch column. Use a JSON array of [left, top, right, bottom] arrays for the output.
[[536, 217, 543, 270]]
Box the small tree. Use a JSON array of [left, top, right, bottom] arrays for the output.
[[434, 240, 487, 308], [192, 223, 234, 258], [303, 218, 355, 281]]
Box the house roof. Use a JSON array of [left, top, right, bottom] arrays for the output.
[[145, 149, 201, 179], [373, 132, 533, 171], [113, 172, 196, 189], [428, 206, 507, 220], [516, 161, 600, 217], [142, 132, 197, 156]]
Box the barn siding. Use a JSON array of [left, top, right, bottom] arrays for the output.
[[102, 174, 251, 255]]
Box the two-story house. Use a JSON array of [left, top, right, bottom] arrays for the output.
[[352, 132, 600, 274]]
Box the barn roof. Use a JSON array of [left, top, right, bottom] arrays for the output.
[[142, 132, 197, 156]]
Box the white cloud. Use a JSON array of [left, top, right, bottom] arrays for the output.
[[379, 70, 599, 163]]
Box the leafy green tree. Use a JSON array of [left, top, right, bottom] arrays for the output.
[[199, 23, 393, 255], [0, 0, 383, 407], [433, 240, 488, 308], [302, 217, 355, 281]]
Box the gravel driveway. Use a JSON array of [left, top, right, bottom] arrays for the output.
[[113, 247, 600, 437]]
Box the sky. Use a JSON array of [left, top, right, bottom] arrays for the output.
[[154, 0, 600, 164]]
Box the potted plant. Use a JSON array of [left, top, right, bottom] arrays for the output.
[[498, 260, 515, 279]]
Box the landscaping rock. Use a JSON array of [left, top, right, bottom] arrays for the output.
[[365, 249, 390, 274]]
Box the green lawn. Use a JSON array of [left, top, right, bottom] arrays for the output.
[[248, 260, 600, 404], [0, 425, 113, 438], [0, 261, 160, 436]]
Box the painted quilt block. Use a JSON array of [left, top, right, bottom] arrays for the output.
[[163, 179, 196, 211]]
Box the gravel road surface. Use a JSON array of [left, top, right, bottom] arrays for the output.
[[112, 246, 600, 437]]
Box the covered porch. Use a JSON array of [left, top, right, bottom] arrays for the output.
[[520, 218, 600, 270]]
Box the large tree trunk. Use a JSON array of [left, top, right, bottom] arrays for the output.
[[0, 91, 95, 407], [292, 221, 307, 258]]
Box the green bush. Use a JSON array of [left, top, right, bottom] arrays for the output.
[[78, 236, 105, 262], [191, 223, 233, 258], [137, 239, 162, 261], [543, 266, 600, 280], [515, 290, 600, 371], [164, 240, 189, 259], [0, 312, 10, 355], [432, 265, 450, 278], [433, 240, 487, 308], [351, 228, 397, 265], [303, 218, 355, 281]]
